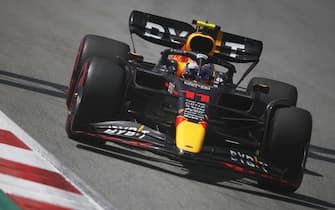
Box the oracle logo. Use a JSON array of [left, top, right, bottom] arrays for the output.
[[104, 126, 149, 139], [230, 149, 268, 173], [144, 21, 189, 44]]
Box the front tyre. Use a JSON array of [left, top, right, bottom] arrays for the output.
[[66, 57, 127, 138], [258, 107, 312, 193], [67, 35, 130, 108]]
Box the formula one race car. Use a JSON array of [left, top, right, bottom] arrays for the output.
[[66, 10, 312, 193]]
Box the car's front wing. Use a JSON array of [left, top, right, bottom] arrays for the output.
[[73, 120, 297, 188]]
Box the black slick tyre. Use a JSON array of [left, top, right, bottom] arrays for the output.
[[66, 35, 129, 108], [66, 57, 126, 138], [258, 107, 312, 193]]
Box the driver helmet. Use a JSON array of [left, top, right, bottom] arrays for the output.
[[184, 62, 215, 84], [170, 45, 215, 84]]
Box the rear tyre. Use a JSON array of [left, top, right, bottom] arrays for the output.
[[258, 107, 312, 193], [247, 77, 297, 115], [67, 35, 130, 107], [66, 57, 126, 138]]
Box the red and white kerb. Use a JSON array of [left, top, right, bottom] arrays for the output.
[[0, 129, 101, 210]]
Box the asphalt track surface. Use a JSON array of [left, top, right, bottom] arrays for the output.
[[0, 0, 335, 209]]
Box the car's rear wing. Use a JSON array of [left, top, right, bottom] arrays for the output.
[[129, 10, 262, 63], [129, 10, 195, 49], [214, 31, 263, 63]]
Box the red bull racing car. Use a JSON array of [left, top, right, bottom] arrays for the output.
[[66, 10, 312, 193]]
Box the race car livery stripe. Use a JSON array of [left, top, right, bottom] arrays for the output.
[[135, 125, 145, 137], [215, 31, 223, 54], [7, 194, 72, 210], [68, 61, 89, 111], [0, 129, 31, 150], [254, 155, 259, 168], [223, 161, 292, 185], [97, 133, 154, 147], [224, 162, 258, 175], [0, 157, 81, 194], [75, 131, 154, 148], [67, 36, 85, 98], [78, 62, 89, 87]]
